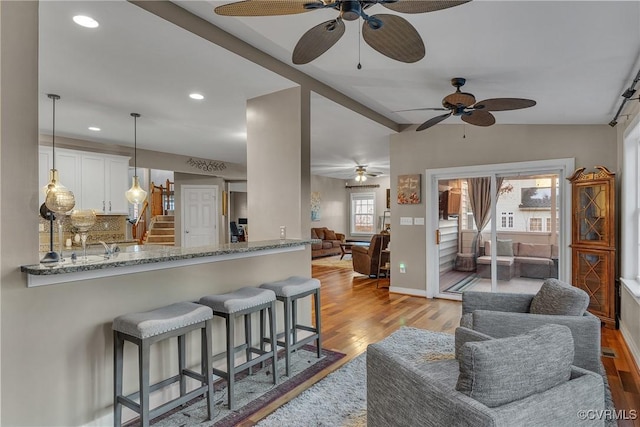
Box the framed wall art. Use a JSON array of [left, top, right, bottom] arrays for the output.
[[397, 174, 421, 204]]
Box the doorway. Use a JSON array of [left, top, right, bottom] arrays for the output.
[[425, 159, 574, 300], [181, 185, 219, 248]]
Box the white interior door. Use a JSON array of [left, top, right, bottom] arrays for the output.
[[182, 185, 218, 248]]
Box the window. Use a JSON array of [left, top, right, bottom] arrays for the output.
[[529, 217, 542, 232], [350, 192, 375, 235], [501, 212, 514, 229]]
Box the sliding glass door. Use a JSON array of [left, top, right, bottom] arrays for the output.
[[426, 159, 573, 300]]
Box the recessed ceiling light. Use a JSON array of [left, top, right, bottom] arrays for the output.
[[88, 126, 101, 132], [73, 15, 99, 29], [189, 93, 204, 100]]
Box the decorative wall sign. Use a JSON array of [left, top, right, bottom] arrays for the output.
[[397, 174, 421, 204], [186, 158, 227, 172], [311, 191, 321, 221]]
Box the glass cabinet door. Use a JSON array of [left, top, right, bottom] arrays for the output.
[[573, 180, 613, 248]]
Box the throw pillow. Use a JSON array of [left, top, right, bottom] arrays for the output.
[[315, 228, 326, 240], [456, 324, 574, 408], [310, 228, 319, 239], [324, 229, 337, 240], [496, 239, 514, 257], [454, 327, 492, 360], [530, 279, 589, 316]]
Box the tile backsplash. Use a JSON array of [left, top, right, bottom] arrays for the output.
[[39, 214, 128, 252]]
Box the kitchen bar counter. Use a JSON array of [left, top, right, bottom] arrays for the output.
[[22, 239, 314, 287]]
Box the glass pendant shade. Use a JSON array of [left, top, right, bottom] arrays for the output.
[[355, 173, 367, 182], [44, 169, 76, 214], [126, 176, 147, 204]]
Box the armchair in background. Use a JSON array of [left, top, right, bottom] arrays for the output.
[[352, 234, 390, 277]]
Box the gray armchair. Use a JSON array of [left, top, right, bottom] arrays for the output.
[[367, 325, 605, 427], [461, 289, 602, 373]]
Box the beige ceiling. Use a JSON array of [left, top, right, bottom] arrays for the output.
[[39, 1, 640, 179]]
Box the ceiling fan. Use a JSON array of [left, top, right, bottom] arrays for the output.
[[214, 0, 471, 64], [398, 77, 537, 131], [354, 165, 379, 182]]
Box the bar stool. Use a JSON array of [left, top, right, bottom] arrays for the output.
[[113, 302, 214, 427], [198, 287, 277, 410], [260, 276, 322, 377]]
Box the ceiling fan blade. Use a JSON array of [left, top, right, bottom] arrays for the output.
[[292, 19, 345, 64], [462, 110, 496, 127], [215, 0, 320, 16], [382, 0, 472, 14], [473, 98, 537, 111], [416, 112, 451, 131], [395, 107, 448, 112], [362, 14, 425, 63]]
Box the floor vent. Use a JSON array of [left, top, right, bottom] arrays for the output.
[[602, 347, 617, 358]]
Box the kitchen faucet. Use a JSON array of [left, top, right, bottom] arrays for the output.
[[98, 241, 120, 257]]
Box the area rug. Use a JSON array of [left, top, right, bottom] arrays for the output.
[[257, 327, 617, 427], [125, 346, 345, 427], [312, 256, 354, 270]]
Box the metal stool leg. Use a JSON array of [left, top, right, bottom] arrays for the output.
[[269, 301, 278, 384], [245, 312, 253, 375], [291, 297, 298, 346], [283, 297, 292, 377], [113, 331, 124, 427], [226, 313, 236, 410], [315, 289, 322, 358], [178, 335, 186, 396], [202, 321, 214, 420], [139, 340, 151, 427]]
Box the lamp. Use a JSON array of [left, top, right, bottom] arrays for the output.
[[355, 169, 367, 182], [41, 94, 75, 264], [125, 112, 147, 204], [44, 94, 76, 214]]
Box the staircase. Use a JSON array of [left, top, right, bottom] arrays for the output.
[[143, 215, 175, 246]]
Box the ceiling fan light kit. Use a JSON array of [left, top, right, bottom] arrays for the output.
[[215, 0, 471, 64]]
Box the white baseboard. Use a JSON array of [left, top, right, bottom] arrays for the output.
[[388, 286, 427, 297], [620, 320, 640, 373]]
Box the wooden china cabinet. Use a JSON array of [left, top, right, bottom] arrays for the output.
[[568, 166, 617, 328]]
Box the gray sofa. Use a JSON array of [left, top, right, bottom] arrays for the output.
[[367, 325, 604, 427], [477, 240, 558, 280], [461, 286, 602, 373]]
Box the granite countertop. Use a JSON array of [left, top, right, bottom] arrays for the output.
[[22, 239, 314, 276]]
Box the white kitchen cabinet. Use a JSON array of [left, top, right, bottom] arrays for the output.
[[80, 153, 130, 214], [39, 147, 130, 214], [106, 157, 130, 214]]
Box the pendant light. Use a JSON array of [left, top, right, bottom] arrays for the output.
[[44, 93, 76, 214], [125, 112, 147, 204]]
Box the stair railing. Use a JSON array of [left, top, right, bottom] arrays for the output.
[[150, 180, 175, 217], [132, 200, 149, 244]]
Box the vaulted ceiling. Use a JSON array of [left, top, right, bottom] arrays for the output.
[[39, 1, 640, 179]]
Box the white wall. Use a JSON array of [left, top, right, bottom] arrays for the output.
[[247, 87, 311, 240]]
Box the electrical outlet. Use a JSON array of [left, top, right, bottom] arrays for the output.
[[39, 223, 45, 232], [399, 263, 406, 274]]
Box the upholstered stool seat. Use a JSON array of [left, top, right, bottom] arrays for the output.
[[260, 276, 322, 377], [113, 302, 214, 427], [199, 287, 278, 410]]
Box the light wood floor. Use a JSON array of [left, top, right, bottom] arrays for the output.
[[245, 261, 640, 425]]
